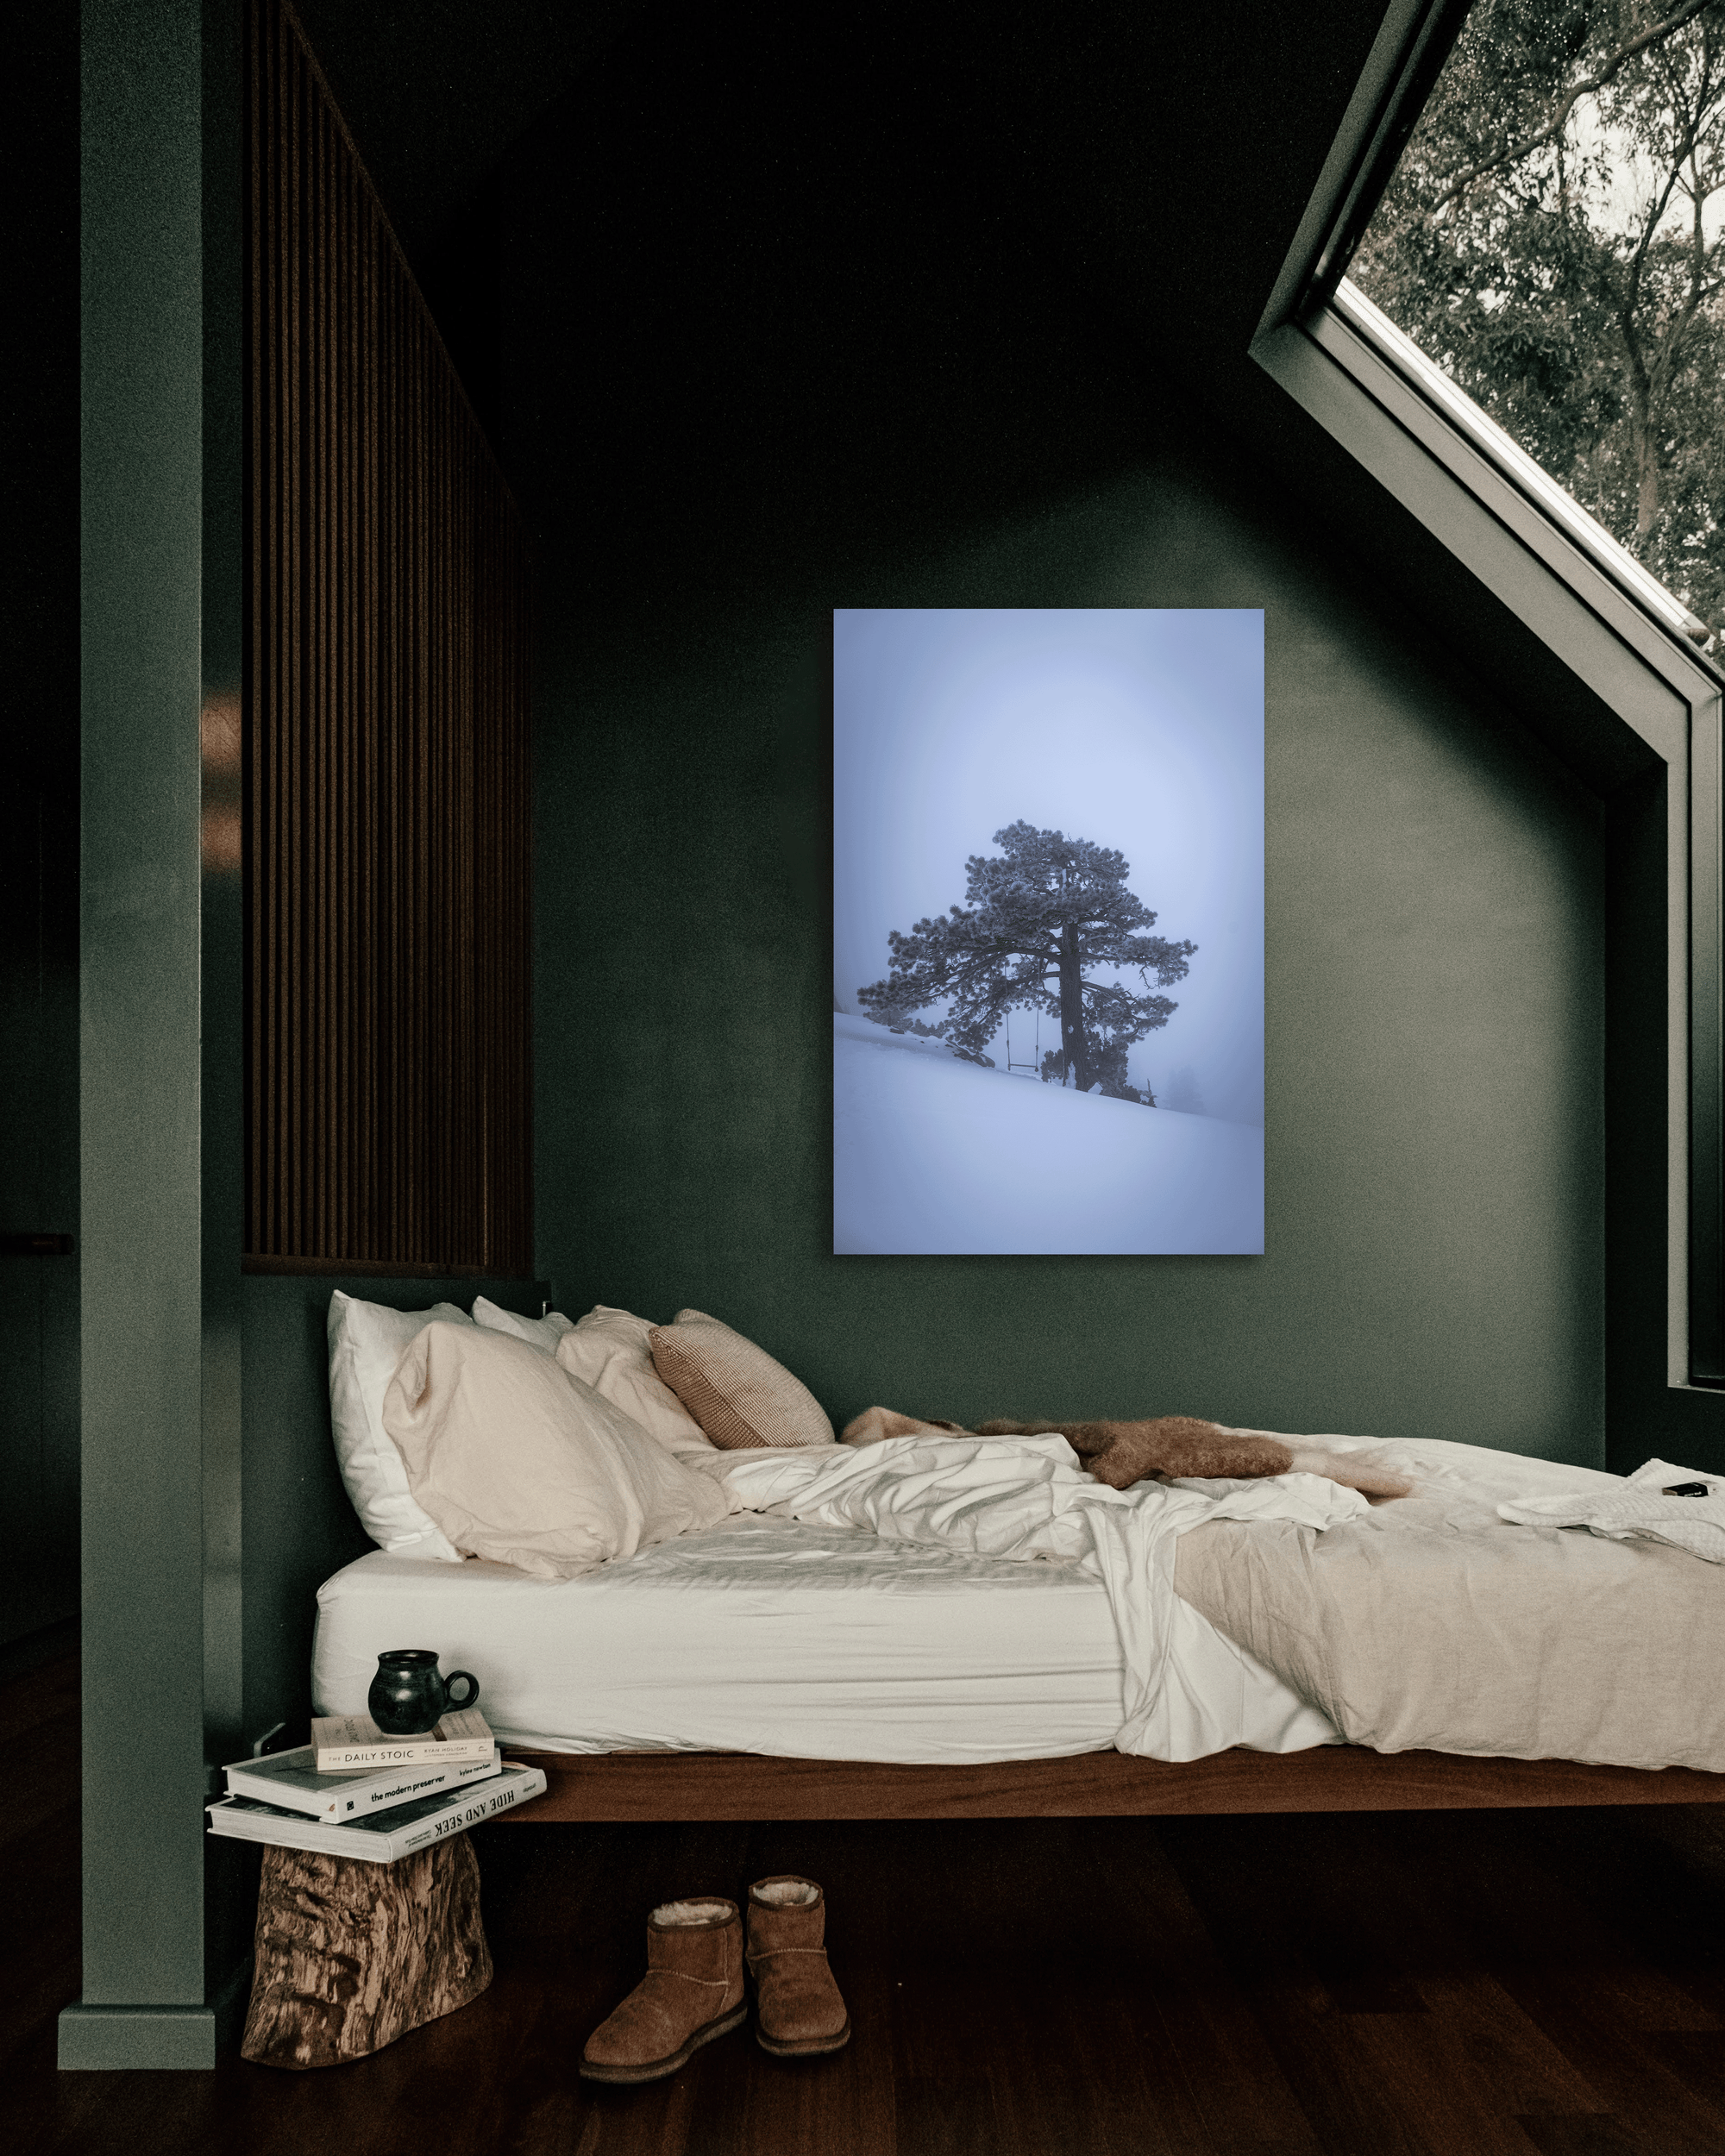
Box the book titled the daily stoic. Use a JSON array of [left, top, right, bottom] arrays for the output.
[[206, 1759, 548, 1862], [223, 1740, 504, 1821], [310, 1706, 494, 1772]]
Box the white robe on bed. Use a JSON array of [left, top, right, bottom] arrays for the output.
[[705, 1432, 1362, 1761]]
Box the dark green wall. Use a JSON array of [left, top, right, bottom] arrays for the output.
[[502, 11, 1605, 1467], [528, 465, 1605, 1464]]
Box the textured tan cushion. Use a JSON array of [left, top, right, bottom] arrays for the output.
[[382, 1321, 730, 1579], [555, 1307, 714, 1456], [648, 1310, 834, 1451]]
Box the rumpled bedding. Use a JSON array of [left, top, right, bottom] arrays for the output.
[[1496, 1456, 1725, 1564], [1170, 1436, 1725, 1772], [706, 1432, 1362, 1761], [706, 1428, 1725, 1772]]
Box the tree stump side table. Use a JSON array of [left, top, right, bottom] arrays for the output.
[[241, 1831, 492, 2069]]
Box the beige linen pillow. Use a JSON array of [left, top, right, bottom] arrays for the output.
[[648, 1309, 835, 1451], [382, 1321, 731, 1580], [471, 1294, 575, 1357], [555, 1306, 714, 1456]]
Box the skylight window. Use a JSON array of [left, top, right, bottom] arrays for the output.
[[1345, 0, 1725, 652]]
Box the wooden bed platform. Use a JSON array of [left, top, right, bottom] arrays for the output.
[[499, 1744, 1725, 1821]]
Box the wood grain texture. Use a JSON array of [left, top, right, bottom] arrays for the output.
[[240, 1832, 492, 2069], [244, 0, 531, 1274], [495, 1743, 1725, 1822], [14, 1653, 1725, 2152]]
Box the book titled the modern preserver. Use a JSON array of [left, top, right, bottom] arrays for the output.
[[206, 1759, 548, 1862], [310, 1707, 494, 1772], [223, 1742, 504, 1821]]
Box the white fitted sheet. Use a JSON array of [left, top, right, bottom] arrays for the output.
[[311, 1511, 1331, 1764]]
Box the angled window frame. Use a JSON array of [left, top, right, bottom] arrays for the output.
[[1251, 0, 1725, 1392]]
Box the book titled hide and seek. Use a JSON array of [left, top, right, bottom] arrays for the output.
[[207, 1759, 548, 1863]]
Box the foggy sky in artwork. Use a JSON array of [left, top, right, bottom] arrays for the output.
[[833, 608, 1264, 1125]]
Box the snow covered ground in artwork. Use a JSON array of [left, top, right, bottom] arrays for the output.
[[833, 1015, 1264, 1256]]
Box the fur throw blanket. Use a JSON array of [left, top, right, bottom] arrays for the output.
[[838, 1406, 1411, 1501]]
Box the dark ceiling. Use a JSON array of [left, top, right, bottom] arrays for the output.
[[280, 0, 1612, 753], [291, 0, 649, 273], [289, 0, 1393, 387]]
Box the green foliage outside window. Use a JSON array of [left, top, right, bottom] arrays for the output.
[[1351, 0, 1725, 647]]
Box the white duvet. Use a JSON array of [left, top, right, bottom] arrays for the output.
[[704, 1432, 1364, 1762]]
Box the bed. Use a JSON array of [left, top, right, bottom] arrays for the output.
[[311, 1429, 1725, 1821], [312, 1294, 1725, 1821]]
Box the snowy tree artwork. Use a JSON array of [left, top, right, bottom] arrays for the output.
[[858, 821, 1196, 1100], [833, 609, 1264, 1255]]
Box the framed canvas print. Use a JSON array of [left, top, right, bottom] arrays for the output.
[[833, 608, 1264, 1256]]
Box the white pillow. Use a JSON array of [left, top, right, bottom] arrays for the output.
[[327, 1290, 472, 1561], [382, 1321, 731, 1579], [471, 1294, 575, 1357], [556, 1306, 715, 1456]]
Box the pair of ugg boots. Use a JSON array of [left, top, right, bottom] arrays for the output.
[[580, 1875, 850, 2084]]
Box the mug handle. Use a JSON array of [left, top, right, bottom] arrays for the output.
[[442, 1670, 480, 1713]]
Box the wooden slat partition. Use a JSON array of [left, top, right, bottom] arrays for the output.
[[245, 0, 531, 1273]]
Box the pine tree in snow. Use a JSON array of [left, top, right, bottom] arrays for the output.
[[858, 821, 1195, 1095]]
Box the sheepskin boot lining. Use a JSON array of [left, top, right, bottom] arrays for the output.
[[651, 1898, 736, 1927], [751, 1878, 820, 1908]]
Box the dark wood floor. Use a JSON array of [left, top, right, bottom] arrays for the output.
[[7, 1653, 1725, 2156]]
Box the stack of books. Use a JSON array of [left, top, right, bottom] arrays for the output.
[[207, 1708, 547, 1862]]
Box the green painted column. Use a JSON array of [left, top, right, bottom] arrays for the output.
[[198, 0, 251, 2025], [61, 0, 220, 2071]]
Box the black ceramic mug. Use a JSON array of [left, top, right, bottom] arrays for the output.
[[367, 1649, 481, 1735]]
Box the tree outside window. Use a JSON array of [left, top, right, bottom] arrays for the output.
[[1349, 0, 1725, 649]]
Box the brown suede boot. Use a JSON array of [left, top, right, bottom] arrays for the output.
[[745, 1876, 850, 2057], [580, 1897, 747, 2083]]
